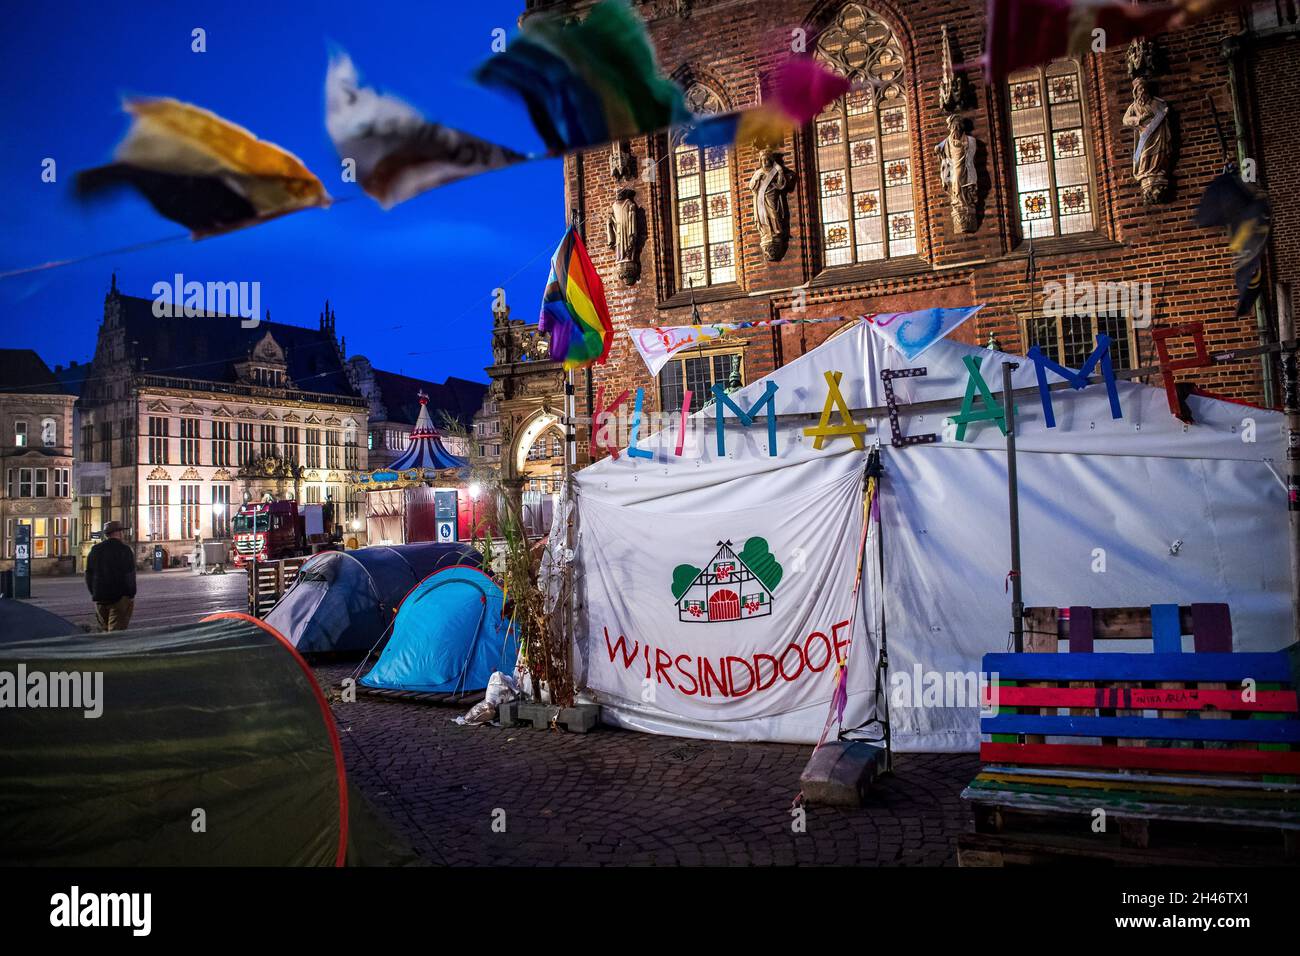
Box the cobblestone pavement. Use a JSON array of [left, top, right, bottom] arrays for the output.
[[19, 567, 247, 631], [320, 664, 978, 866]]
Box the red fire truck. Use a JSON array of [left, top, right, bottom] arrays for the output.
[[231, 499, 325, 566]]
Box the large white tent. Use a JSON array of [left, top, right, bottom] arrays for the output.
[[563, 319, 1291, 751]]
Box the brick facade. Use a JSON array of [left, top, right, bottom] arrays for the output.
[[531, 0, 1297, 447]]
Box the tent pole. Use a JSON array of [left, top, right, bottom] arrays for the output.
[[1002, 361, 1024, 653]]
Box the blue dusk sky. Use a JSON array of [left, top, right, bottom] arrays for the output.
[[0, 0, 562, 384]]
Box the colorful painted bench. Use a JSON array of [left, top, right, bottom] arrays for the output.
[[959, 604, 1300, 865]]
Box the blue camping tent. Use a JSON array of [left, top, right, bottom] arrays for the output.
[[267, 543, 480, 654], [359, 565, 517, 694]]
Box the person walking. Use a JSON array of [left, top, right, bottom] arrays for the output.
[[85, 520, 137, 632]]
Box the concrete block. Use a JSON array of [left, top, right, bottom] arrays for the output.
[[799, 741, 888, 807]]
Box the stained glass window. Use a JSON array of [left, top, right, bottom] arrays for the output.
[[813, 4, 914, 265], [1007, 60, 1096, 238], [674, 84, 736, 288]]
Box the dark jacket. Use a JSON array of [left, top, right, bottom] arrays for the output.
[[85, 538, 137, 604]]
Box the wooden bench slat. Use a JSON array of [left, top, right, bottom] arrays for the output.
[[983, 713, 1300, 744], [981, 741, 1300, 775], [1068, 605, 1094, 653], [1192, 602, 1234, 653], [1150, 603, 1182, 653], [994, 685, 1298, 713], [985, 651, 1291, 683]]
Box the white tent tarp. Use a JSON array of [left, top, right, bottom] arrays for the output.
[[569, 320, 1290, 750]]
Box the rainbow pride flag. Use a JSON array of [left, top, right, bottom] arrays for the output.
[[540, 228, 613, 370]]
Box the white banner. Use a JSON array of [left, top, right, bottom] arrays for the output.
[[576, 464, 864, 722]]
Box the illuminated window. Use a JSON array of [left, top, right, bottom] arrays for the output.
[[673, 83, 736, 288], [1007, 60, 1096, 238], [813, 5, 915, 265]]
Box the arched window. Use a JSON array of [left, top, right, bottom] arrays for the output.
[[813, 4, 915, 265], [672, 83, 736, 288], [1006, 60, 1096, 238]]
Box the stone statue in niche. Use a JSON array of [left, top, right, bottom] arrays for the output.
[[1123, 38, 1173, 205], [609, 139, 634, 181], [936, 114, 978, 233], [747, 150, 794, 261], [607, 188, 643, 285]]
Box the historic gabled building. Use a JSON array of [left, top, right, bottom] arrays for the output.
[[77, 279, 369, 564], [0, 349, 77, 574], [530, 0, 1299, 446], [346, 356, 487, 469]]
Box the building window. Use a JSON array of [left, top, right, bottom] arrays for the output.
[[259, 423, 277, 459], [236, 423, 253, 466], [52, 517, 71, 556], [148, 416, 170, 465], [813, 5, 914, 265], [148, 484, 169, 540], [659, 351, 744, 415], [283, 426, 299, 465], [34, 468, 48, 498], [41, 417, 57, 447], [305, 485, 320, 504], [118, 485, 133, 536], [305, 428, 321, 468], [212, 420, 230, 467], [119, 420, 133, 467], [180, 417, 201, 465], [99, 420, 112, 462], [325, 430, 340, 469], [180, 484, 201, 540], [1025, 312, 1134, 370], [1007, 60, 1096, 238], [14, 421, 27, 447], [673, 83, 736, 288], [212, 484, 231, 538], [344, 430, 358, 469], [55, 468, 69, 498], [81, 423, 94, 462]]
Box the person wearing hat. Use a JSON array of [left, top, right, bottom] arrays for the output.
[[85, 520, 137, 632]]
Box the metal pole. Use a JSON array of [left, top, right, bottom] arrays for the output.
[[1278, 283, 1300, 644], [1003, 361, 1024, 653]]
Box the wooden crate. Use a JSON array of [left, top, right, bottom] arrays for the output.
[[247, 556, 308, 618]]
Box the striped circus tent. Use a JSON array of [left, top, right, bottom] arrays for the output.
[[389, 391, 466, 472]]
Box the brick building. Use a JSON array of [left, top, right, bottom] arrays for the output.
[[531, 0, 1299, 441]]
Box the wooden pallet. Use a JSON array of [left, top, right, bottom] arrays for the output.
[[247, 556, 309, 617], [960, 781, 1300, 866]]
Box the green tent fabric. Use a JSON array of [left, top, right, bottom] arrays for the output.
[[0, 611, 411, 866]]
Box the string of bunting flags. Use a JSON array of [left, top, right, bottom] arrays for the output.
[[44, 0, 1265, 309], [600, 314, 1266, 462]]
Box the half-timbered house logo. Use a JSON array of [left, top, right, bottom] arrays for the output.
[[671, 538, 784, 623]]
